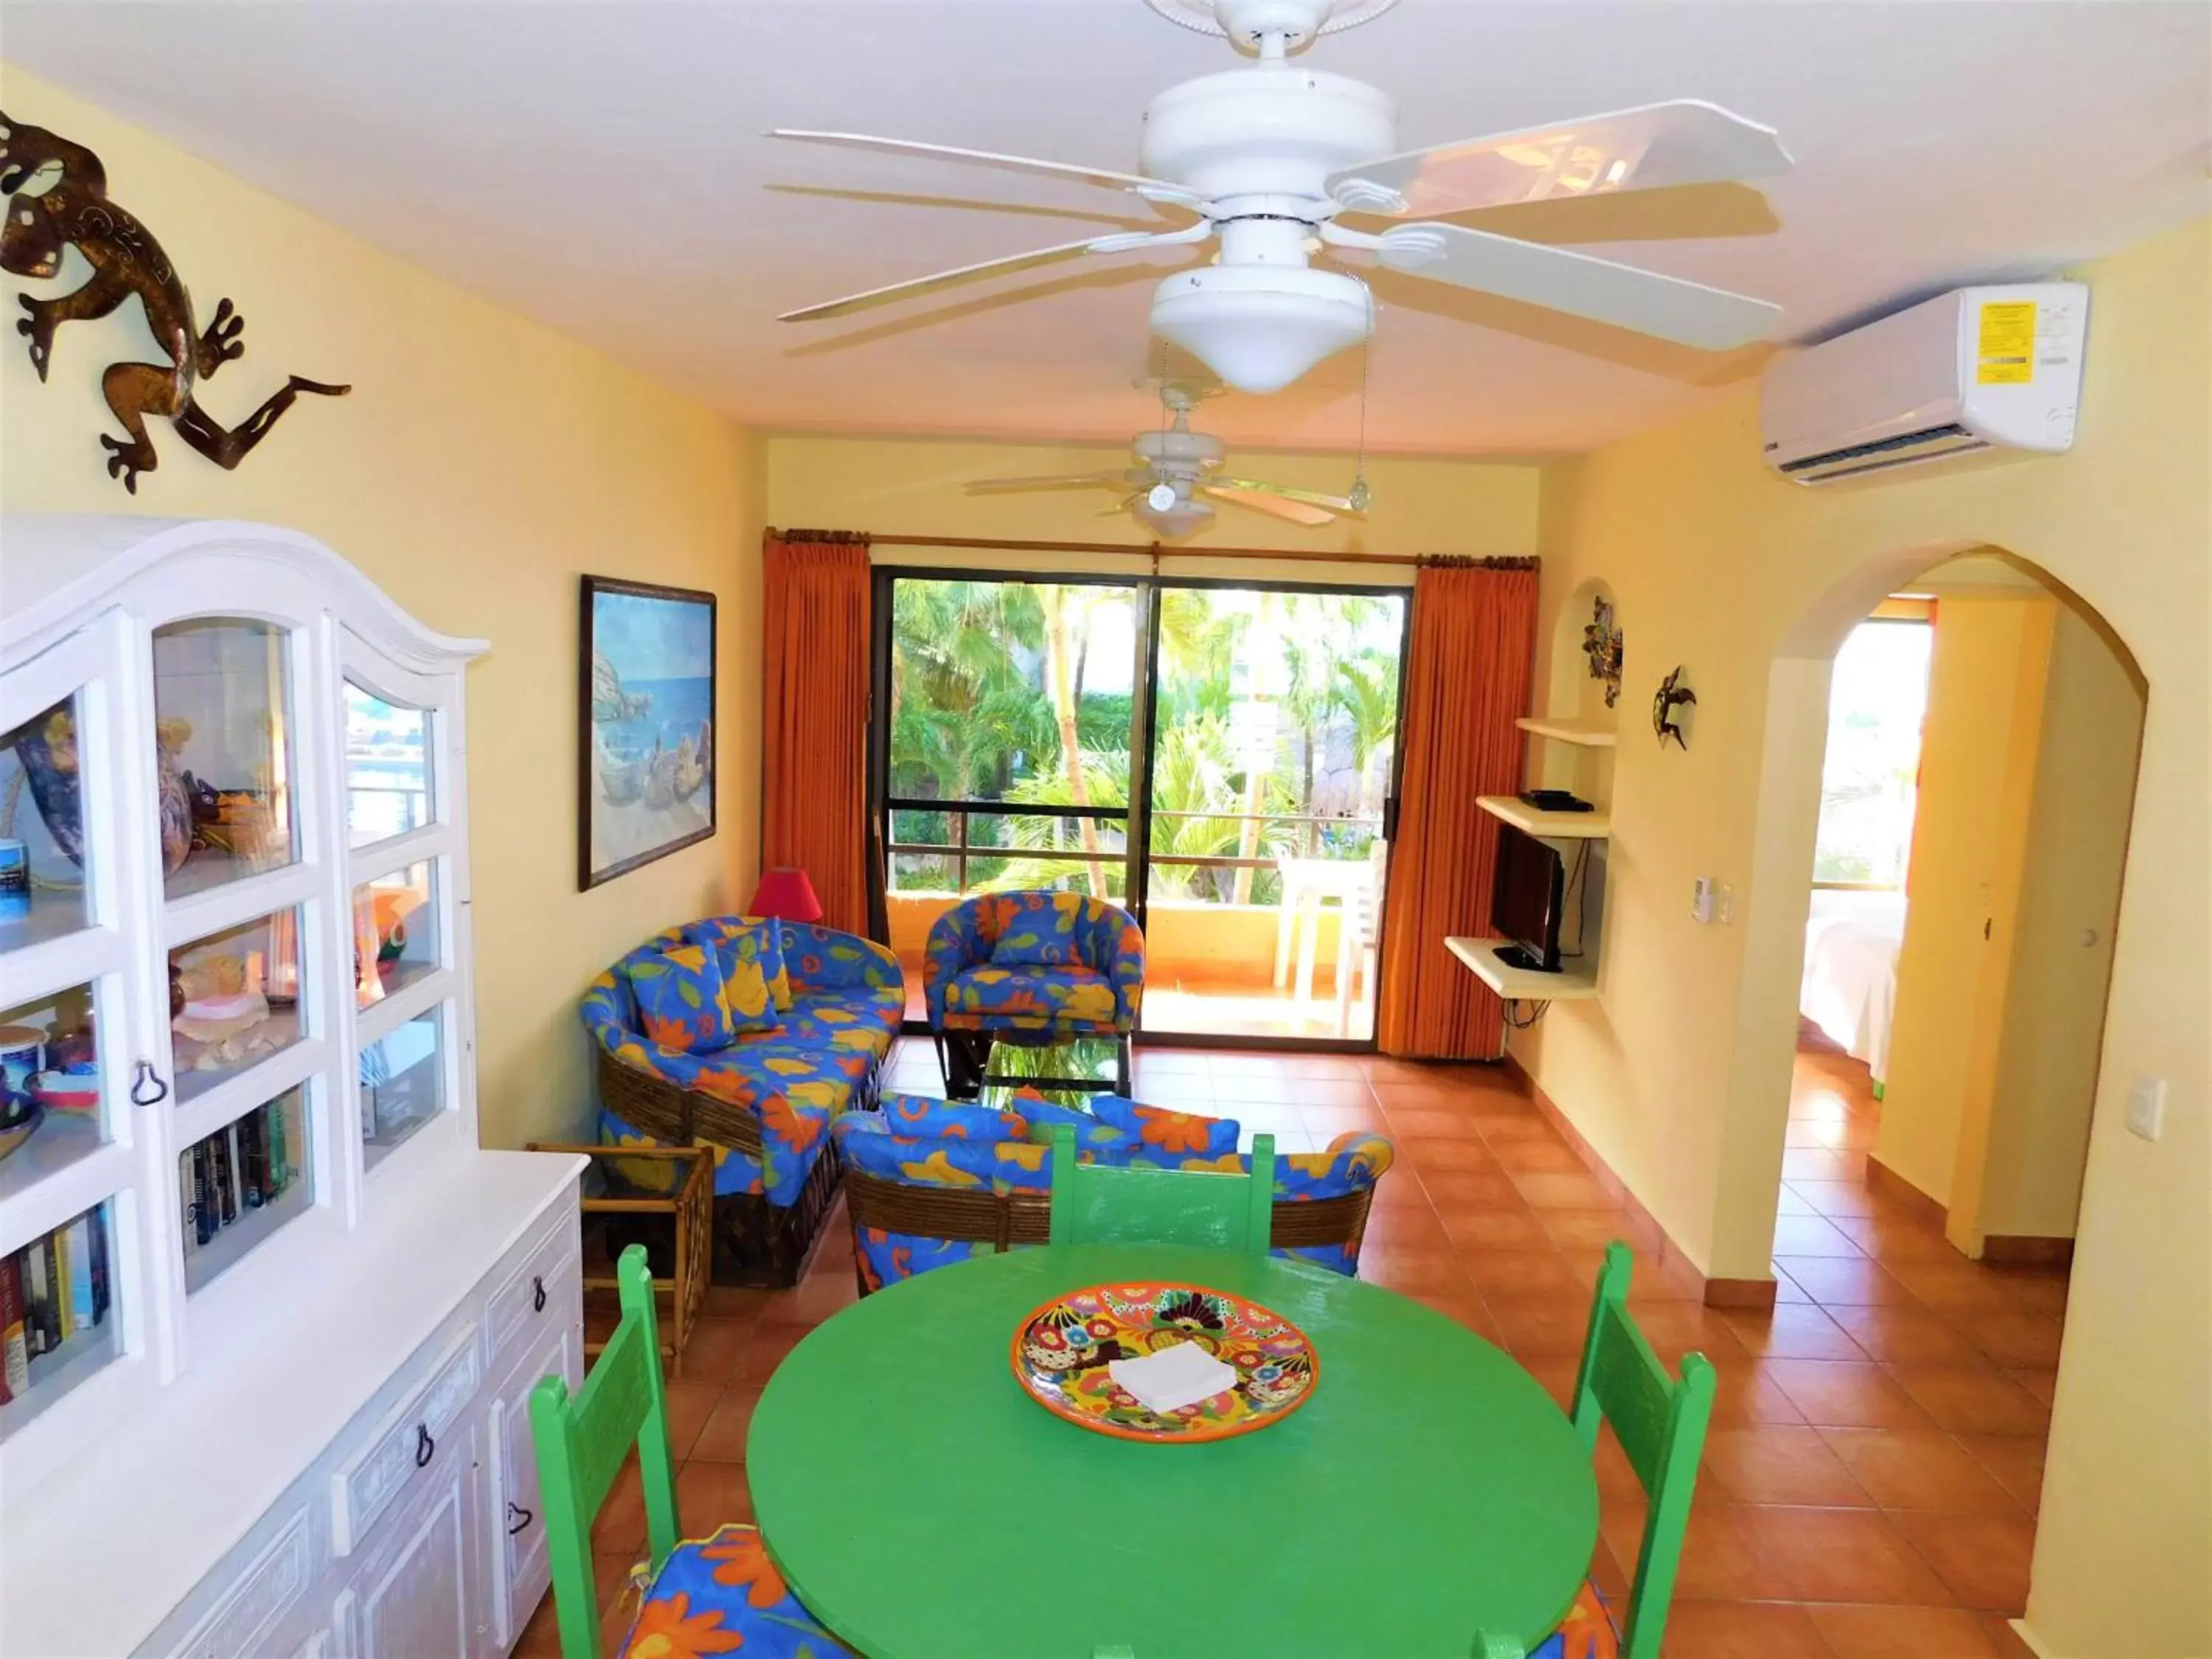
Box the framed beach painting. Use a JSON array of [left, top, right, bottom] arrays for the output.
[[578, 576, 717, 889]]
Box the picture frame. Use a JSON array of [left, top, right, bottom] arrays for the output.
[[578, 575, 717, 890]]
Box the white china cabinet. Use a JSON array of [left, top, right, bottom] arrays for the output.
[[0, 516, 584, 1659]]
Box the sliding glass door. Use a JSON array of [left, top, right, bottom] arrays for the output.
[[872, 568, 1408, 1046], [1138, 585, 1406, 1043]]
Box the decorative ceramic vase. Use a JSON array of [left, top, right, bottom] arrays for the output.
[[9, 709, 85, 867]]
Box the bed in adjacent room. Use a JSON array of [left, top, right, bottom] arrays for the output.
[[1800, 888, 1908, 1087]]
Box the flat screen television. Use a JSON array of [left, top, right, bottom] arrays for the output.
[[1491, 823, 1566, 973]]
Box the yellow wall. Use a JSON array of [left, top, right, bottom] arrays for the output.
[[764, 433, 1541, 588], [0, 69, 766, 1150], [1519, 218, 2210, 1656], [1879, 591, 2056, 1211], [1981, 602, 2144, 1241]]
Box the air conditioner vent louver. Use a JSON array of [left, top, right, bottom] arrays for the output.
[[1778, 423, 1975, 474]]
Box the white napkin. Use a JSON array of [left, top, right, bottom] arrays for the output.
[[1107, 1340, 1237, 1413]]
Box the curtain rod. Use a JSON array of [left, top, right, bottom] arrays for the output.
[[783, 529, 1419, 566]]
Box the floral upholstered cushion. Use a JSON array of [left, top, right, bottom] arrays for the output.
[[1529, 1580, 1620, 1659], [880, 1092, 1029, 1141], [1007, 1091, 1141, 1153], [1090, 1093, 1241, 1159], [628, 939, 742, 1053], [719, 918, 794, 1014], [616, 1521, 850, 1658], [940, 965, 1120, 1033], [987, 891, 1088, 966]]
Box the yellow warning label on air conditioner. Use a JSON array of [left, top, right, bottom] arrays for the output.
[[1977, 301, 2037, 385]]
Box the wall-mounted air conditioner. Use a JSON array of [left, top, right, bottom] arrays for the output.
[[1760, 282, 2088, 485]]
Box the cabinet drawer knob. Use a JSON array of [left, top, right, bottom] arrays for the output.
[[414, 1423, 434, 1468], [131, 1060, 170, 1106], [507, 1500, 533, 1536], [532, 1275, 546, 1313]]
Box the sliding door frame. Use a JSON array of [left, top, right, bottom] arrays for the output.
[[870, 563, 1413, 1053]]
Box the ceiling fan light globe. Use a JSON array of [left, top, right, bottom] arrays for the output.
[[1151, 265, 1374, 394], [1135, 498, 1216, 539], [1147, 482, 1180, 512]]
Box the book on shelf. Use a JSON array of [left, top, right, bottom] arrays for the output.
[[65, 1216, 94, 1336], [1, 1254, 25, 1402], [49, 1230, 71, 1343]]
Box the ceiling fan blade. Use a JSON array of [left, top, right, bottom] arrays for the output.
[[966, 473, 1133, 493], [1201, 484, 1338, 527], [1375, 222, 1782, 350], [776, 235, 1110, 322], [1210, 478, 1360, 514], [768, 130, 1190, 202], [1329, 100, 1792, 218]]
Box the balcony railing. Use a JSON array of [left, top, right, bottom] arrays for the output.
[[885, 804, 1382, 898]]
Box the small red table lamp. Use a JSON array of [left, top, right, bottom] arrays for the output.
[[748, 866, 824, 924]]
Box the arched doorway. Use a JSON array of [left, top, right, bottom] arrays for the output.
[[1722, 539, 2149, 1639]]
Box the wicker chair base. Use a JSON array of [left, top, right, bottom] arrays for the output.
[[708, 1143, 842, 1287]]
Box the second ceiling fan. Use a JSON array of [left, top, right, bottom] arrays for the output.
[[967, 385, 1360, 539], [771, 0, 1794, 394]]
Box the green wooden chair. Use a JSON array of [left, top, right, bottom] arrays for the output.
[[1476, 1240, 1717, 1659], [1045, 1122, 1276, 1252], [526, 1244, 847, 1658]]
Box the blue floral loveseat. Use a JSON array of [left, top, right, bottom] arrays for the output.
[[582, 916, 903, 1285], [833, 1091, 1394, 1292]]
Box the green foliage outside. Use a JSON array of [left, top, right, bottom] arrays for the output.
[[887, 578, 1400, 906]]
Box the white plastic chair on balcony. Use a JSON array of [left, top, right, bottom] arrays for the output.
[[1273, 850, 1381, 1031]]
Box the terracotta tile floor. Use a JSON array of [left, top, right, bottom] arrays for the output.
[[519, 1036, 2062, 1658]]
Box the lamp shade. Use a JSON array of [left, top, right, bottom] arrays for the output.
[[748, 866, 823, 923]]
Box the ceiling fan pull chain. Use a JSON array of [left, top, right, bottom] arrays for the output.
[[1351, 286, 1374, 512]]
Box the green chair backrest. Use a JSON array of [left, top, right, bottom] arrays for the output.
[[528, 1244, 681, 1659], [1567, 1240, 1716, 1659], [1045, 1123, 1275, 1254]]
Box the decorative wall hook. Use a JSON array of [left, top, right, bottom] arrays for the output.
[[1652, 665, 1697, 749], [0, 114, 349, 493]]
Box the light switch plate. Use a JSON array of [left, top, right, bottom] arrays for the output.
[[2126, 1077, 2166, 1141]]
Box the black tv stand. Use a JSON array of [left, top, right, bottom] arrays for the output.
[[1492, 944, 1559, 974]]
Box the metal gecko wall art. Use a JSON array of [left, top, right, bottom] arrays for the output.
[[0, 114, 349, 493], [1652, 664, 1697, 749]]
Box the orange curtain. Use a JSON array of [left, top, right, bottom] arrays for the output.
[[1378, 558, 1540, 1059], [760, 530, 872, 935]]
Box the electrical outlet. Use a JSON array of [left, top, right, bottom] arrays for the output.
[[1716, 883, 1735, 925], [2126, 1077, 2166, 1142]]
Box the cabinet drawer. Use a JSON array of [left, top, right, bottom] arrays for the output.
[[485, 1213, 578, 1372], [173, 1505, 316, 1659], [328, 1326, 480, 1555]]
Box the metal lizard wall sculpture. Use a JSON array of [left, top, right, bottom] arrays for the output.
[[0, 114, 349, 493]]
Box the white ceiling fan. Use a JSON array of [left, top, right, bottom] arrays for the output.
[[968, 384, 1358, 539], [770, 0, 1793, 394]]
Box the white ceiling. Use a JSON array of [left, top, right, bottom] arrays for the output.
[[5, 1, 2206, 457]]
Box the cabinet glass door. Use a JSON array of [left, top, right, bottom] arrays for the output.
[[153, 618, 300, 900], [342, 652, 464, 1172], [0, 623, 157, 1449]]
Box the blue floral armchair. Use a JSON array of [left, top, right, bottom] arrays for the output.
[[922, 891, 1145, 1096], [833, 1091, 1394, 1293]]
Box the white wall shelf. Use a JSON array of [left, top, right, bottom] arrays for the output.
[[1477, 795, 1610, 839], [1446, 936, 1600, 1002], [1516, 715, 1618, 748]]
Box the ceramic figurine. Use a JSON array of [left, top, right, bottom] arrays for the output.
[[156, 716, 194, 873], [7, 705, 83, 866]]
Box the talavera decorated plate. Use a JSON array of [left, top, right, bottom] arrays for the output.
[[1010, 1280, 1318, 1442]]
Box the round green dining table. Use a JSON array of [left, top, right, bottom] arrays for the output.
[[746, 1244, 1599, 1659]]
